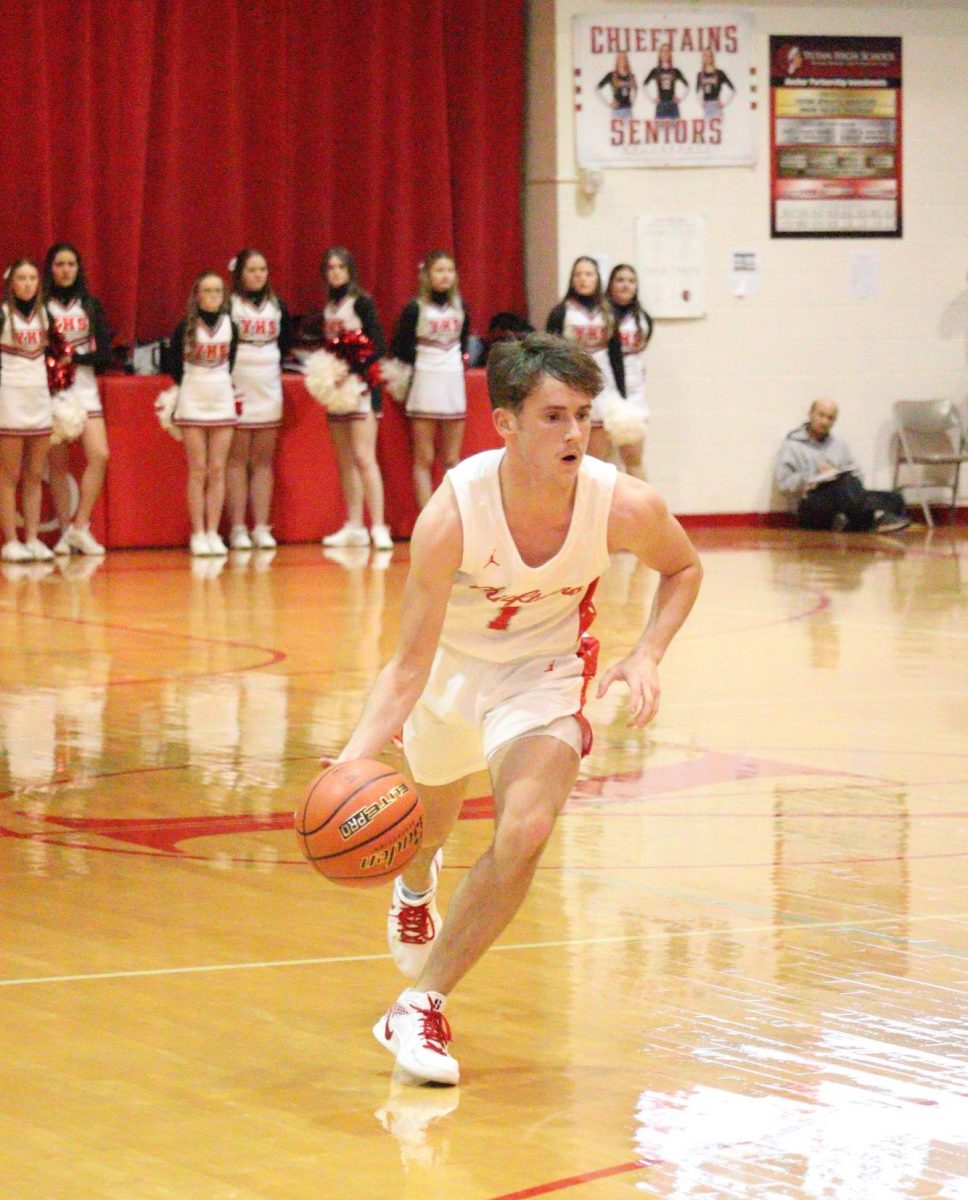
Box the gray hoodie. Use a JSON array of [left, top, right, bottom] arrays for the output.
[[776, 423, 860, 505]]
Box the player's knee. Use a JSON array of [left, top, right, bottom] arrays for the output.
[[496, 806, 556, 863]]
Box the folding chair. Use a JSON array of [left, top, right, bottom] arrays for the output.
[[892, 399, 968, 527]]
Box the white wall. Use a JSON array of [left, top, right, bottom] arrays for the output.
[[524, 1, 968, 514]]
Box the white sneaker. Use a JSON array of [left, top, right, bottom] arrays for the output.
[[66, 525, 105, 556], [53, 529, 74, 556], [2, 539, 34, 563], [189, 531, 211, 556], [207, 531, 228, 556], [25, 538, 55, 562], [229, 525, 253, 550], [323, 523, 370, 548], [387, 849, 443, 979], [370, 524, 393, 551], [373, 990, 459, 1086], [250, 524, 276, 549]]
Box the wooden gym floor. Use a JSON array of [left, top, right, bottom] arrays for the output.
[[1, 526, 966, 1200]]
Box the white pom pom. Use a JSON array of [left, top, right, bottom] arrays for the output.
[[602, 399, 648, 447], [303, 349, 349, 406], [378, 357, 413, 402], [154, 385, 183, 442], [303, 349, 365, 414], [326, 375, 368, 415], [50, 391, 88, 445]]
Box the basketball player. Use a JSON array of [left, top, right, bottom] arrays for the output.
[[546, 256, 625, 455], [310, 248, 392, 551], [329, 333, 702, 1084], [596, 51, 637, 119], [169, 271, 239, 556], [43, 243, 113, 557], [0, 260, 56, 563], [643, 44, 689, 120], [226, 249, 293, 550], [695, 49, 735, 121], [390, 251, 470, 511]]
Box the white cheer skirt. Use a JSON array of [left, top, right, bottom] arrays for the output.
[[0, 384, 53, 436], [405, 369, 466, 420]]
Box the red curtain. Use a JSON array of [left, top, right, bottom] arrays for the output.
[[0, 0, 525, 346]]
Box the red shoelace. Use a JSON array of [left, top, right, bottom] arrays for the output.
[[395, 901, 436, 945], [414, 1002, 453, 1056]]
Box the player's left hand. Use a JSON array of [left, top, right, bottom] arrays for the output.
[[596, 652, 661, 727]]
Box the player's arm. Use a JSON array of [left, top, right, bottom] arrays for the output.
[[335, 484, 463, 764], [600, 475, 702, 726]]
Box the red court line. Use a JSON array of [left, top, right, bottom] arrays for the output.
[[488, 1159, 651, 1199], [0, 610, 286, 685]]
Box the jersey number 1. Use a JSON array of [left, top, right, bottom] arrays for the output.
[[488, 605, 520, 631]]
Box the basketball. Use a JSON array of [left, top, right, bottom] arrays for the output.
[[294, 759, 423, 887]]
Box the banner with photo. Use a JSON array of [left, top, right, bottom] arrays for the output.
[[770, 36, 902, 237], [574, 8, 755, 168]]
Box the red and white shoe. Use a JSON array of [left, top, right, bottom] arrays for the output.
[[373, 989, 459, 1085], [387, 849, 442, 979]]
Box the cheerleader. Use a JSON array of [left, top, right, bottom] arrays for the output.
[[391, 250, 469, 510], [546, 256, 625, 463], [226, 249, 293, 550], [43, 243, 112, 557], [314, 248, 392, 550], [169, 271, 239, 556], [0, 260, 55, 563], [606, 264, 654, 480]]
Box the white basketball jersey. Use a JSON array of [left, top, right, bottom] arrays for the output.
[[415, 299, 463, 373], [440, 449, 616, 662], [231, 295, 282, 363], [0, 305, 47, 388], [183, 315, 232, 382]]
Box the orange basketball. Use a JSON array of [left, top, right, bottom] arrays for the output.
[[294, 759, 423, 888]]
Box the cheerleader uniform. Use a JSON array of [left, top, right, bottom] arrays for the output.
[[319, 285, 385, 423], [170, 312, 239, 428], [46, 289, 112, 417], [546, 298, 625, 427], [612, 303, 654, 420], [230, 289, 292, 430], [392, 292, 469, 420], [0, 300, 53, 437]]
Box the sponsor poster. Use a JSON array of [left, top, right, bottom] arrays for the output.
[[573, 8, 755, 168], [770, 36, 903, 237]]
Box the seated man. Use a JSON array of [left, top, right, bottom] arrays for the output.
[[776, 399, 911, 533]]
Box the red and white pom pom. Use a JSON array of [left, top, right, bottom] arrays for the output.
[[154, 385, 183, 442], [378, 357, 413, 402], [50, 390, 87, 445], [304, 349, 367, 414], [602, 399, 648, 447]]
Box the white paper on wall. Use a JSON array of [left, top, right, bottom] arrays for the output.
[[848, 249, 880, 299], [636, 215, 707, 318], [730, 248, 760, 297]]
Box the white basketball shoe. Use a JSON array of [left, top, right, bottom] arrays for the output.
[[373, 989, 459, 1086], [387, 849, 442, 979]]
